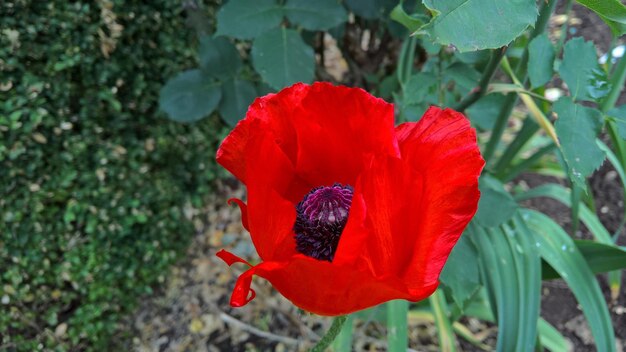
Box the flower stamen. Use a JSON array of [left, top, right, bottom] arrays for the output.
[[293, 184, 353, 261]]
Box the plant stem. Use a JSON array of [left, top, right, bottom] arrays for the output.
[[331, 315, 353, 352], [601, 47, 626, 113], [453, 46, 507, 112], [311, 316, 348, 352], [387, 300, 409, 352], [555, 0, 574, 54], [482, 0, 557, 165], [429, 289, 458, 352]]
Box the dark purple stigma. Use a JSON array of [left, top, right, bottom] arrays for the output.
[[293, 184, 354, 262]]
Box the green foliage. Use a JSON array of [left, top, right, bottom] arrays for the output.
[[419, 0, 538, 52], [559, 38, 611, 101], [344, 0, 396, 20], [440, 235, 480, 309], [215, 0, 283, 39], [470, 218, 541, 352], [542, 240, 626, 280], [199, 36, 242, 79], [527, 34, 555, 88], [525, 210, 616, 352], [284, 0, 348, 31], [607, 105, 626, 139], [575, 0, 626, 35], [553, 97, 605, 187], [159, 69, 222, 123], [0, 1, 223, 350], [473, 177, 518, 228], [218, 79, 258, 126], [251, 27, 316, 90]]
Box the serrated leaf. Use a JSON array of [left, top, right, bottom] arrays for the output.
[[344, 0, 396, 19], [528, 34, 555, 88], [440, 234, 480, 309], [607, 105, 626, 139], [218, 79, 257, 127], [553, 97, 605, 187], [284, 0, 347, 31], [575, 0, 626, 35], [419, 0, 537, 52], [252, 27, 315, 90], [474, 176, 518, 228], [159, 70, 221, 123], [216, 0, 283, 39], [198, 36, 241, 79], [558, 38, 610, 101]]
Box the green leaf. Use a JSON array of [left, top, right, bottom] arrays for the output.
[[575, 0, 626, 35], [471, 218, 541, 352], [553, 97, 605, 187], [558, 38, 611, 101], [198, 36, 242, 79], [527, 34, 555, 88], [538, 319, 571, 352], [465, 94, 507, 130], [440, 234, 480, 309], [284, 0, 347, 31], [344, 0, 396, 19], [542, 240, 626, 280], [252, 27, 315, 90], [607, 105, 626, 139], [159, 70, 221, 123], [390, 3, 427, 33], [515, 183, 612, 244], [444, 62, 481, 93], [419, 0, 537, 52], [524, 209, 615, 352], [218, 79, 257, 127], [429, 289, 458, 352], [216, 0, 283, 39], [474, 176, 518, 228], [402, 72, 437, 106]]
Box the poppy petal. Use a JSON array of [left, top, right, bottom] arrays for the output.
[[252, 256, 438, 316], [227, 198, 249, 231], [395, 107, 484, 287], [333, 156, 425, 278], [287, 82, 400, 186]]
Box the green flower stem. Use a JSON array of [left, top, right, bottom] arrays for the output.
[[601, 43, 626, 113], [311, 316, 348, 352], [555, 0, 574, 53], [387, 300, 409, 352], [331, 314, 353, 352], [483, 0, 557, 165], [429, 289, 458, 352], [453, 46, 507, 112], [602, 42, 626, 173]]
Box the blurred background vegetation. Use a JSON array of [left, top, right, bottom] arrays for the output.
[[1, 1, 227, 350]]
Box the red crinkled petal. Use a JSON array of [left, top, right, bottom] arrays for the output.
[[227, 198, 249, 231], [217, 82, 399, 198], [241, 120, 300, 261], [395, 106, 484, 287], [219, 251, 438, 316]]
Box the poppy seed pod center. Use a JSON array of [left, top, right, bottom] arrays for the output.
[[293, 184, 354, 262]]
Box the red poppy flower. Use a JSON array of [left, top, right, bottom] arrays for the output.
[[216, 82, 484, 316]]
